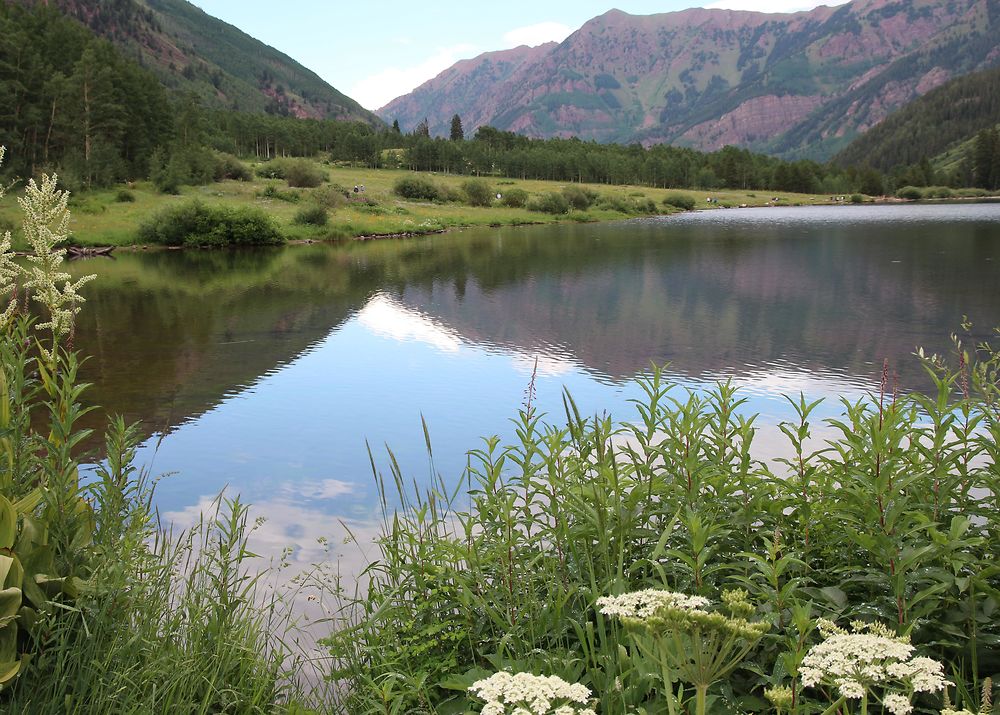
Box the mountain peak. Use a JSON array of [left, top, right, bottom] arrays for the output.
[[378, 0, 999, 158]]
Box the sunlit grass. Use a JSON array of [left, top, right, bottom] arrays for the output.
[[0, 160, 840, 249]]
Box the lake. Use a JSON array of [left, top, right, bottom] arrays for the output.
[[68, 202, 1000, 563]]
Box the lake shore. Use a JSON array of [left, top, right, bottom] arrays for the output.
[[0, 162, 856, 250]]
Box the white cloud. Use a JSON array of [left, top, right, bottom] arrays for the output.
[[351, 43, 476, 110], [502, 21, 573, 48], [357, 293, 464, 353], [703, 0, 847, 11]]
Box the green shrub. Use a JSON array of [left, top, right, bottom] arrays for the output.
[[635, 197, 658, 214], [137, 201, 284, 247], [393, 175, 441, 201], [896, 185, 924, 200], [283, 159, 324, 188], [561, 185, 598, 211], [850, 193, 864, 203], [213, 152, 252, 182], [293, 205, 328, 226], [925, 185, 954, 199], [955, 187, 989, 198], [663, 191, 696, 211], [258, 183, 301, 202], [499, 188, 529, 208], [436, 183, 462, 203], [462, 179, 494, 207], [596, 194, 631, 213], [255, 161, 285, 180], [313, 184, 349, 209], [526, 192, 569, 214], [115, 189, 136, 203]]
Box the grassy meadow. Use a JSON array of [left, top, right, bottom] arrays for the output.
[[0, 159, 842, 249]]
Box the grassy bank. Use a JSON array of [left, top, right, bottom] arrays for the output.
[[0, 160, 841, 249]]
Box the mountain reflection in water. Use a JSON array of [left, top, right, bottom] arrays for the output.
[[66, 202, 1000, 556]]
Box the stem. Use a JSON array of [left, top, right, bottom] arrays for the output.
[[696, 684, 708, 715]]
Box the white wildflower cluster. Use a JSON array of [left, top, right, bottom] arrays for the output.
[[941, 709, 977, 715], [801, 620, 950, 713], [468, 672, 596, 715], [18, 173, 94, 344], [596, 589, 710, 619]]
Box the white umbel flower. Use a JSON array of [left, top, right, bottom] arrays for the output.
[[596, 589, 710, 619], [884, 692, 914, 715], [468, 672, 595, 715], [800, 621, 950, 709]]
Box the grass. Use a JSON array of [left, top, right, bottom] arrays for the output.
[[0, 159, 842, 249]]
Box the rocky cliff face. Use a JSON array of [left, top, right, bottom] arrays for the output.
[[379, 0, 1000, 158]]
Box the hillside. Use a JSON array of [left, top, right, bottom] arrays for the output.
[[18, 0, 379, 124], [379, 0, 1000, 160], [833, 65, 1000, 171]]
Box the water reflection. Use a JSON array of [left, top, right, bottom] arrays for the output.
[[68, 203, 1000, 554]]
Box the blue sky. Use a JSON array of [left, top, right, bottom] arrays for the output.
[[192, 1, 847, 111]]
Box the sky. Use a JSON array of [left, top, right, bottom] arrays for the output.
[[192, 0, 848, 112]]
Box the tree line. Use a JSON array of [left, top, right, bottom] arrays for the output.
[[0, 2, 171, 188]]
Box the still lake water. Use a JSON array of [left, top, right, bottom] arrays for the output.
[[68, 202, 1000, 559]]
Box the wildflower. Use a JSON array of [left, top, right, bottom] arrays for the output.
[[596, 589, 709, 619], [468, 672, 595, 715], [16, 171, 95, 356], [884, 692, 914, 715], [800, 620, 950, 710]]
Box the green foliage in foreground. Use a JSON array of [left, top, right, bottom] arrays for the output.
[[137, 200, 284, 247], [325, 344, 1000, 713], [0, 155, 304, 713]]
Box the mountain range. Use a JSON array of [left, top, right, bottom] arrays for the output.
[[21, 0, 380, 125], [379, 0, 1000, 160]]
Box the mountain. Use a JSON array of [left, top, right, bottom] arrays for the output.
[[379, 0, 1000, 159], [833, 64, 1000, 171], [21, 0, 379, 124]]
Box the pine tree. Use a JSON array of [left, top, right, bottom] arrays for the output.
[[391, 119, 400, 134], [413, 118, 430, 138], [450, 114, 464, 141], [973, 128, 997, 189]]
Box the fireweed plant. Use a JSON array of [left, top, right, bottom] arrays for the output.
[[325, 335, 1000, 713]]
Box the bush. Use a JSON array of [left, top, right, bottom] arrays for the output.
[[526, 192, 569, 214], [850, 193, 864, 203], [596, 194, 631, 213], [499, 188, 529, 208], [462, 179, 494, 207], [283, 159, 324, 188], [561, 185, 598, 211], [635, 197, 658, 214], [663, 191, 696, 211], [925, 185, 954, 199], [137, 201, 284, 247], [115, 189, 136, 203], [393, 175, 441, 201], [258, 183, 301, 202], [293, 205, 328, 226], [213, 152, 252, 182], [313, 184, 349, 209], [896, 186, 924, 200]]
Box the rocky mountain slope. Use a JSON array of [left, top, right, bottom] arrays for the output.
[[380, 0, 1000, 159], [19, 0, 379, 124]]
